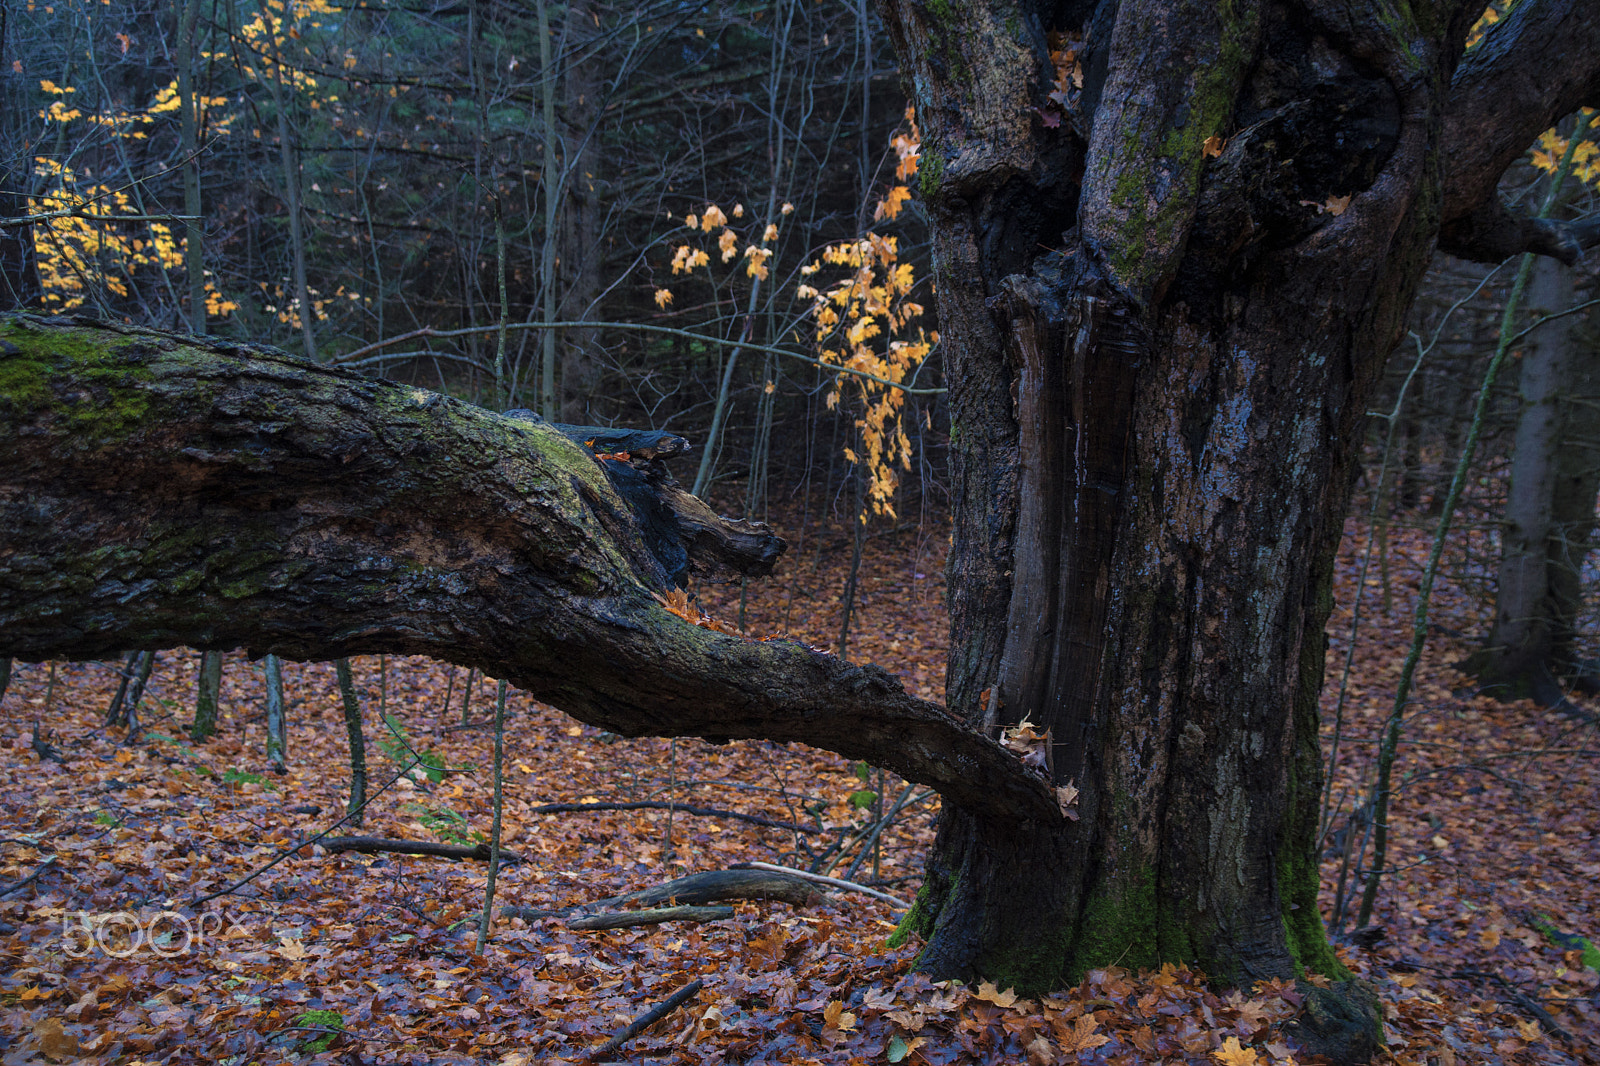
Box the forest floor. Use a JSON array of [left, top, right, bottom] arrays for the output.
[[0, 498, 1596, 1066]]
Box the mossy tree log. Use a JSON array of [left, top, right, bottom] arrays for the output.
[[873, 0, 1600, 1030], [0, 314, 1059, 824]]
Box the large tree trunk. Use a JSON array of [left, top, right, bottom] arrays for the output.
[[875, 0, 1600, 1016], [0, 313, 1059, 824]]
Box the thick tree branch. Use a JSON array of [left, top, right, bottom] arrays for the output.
[[1441, 0, 1600, 263], [0, 315, 1060, 823]]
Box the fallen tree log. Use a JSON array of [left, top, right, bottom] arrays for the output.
[[0, 315, 1059, 823]]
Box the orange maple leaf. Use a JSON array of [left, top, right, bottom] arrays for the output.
[[1057, 1012, 1110, 1053]]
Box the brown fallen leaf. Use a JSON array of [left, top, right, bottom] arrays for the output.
[[1056, 780, 1080, 820], [975, 980, 1018, 1008], [33, 1017, 79, 1061], [1026, 1032, 1057, 1065]]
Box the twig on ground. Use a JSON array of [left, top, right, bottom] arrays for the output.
[[530, 800, 822, 835], [569, 905, 733, 930], [1450, 968, 1574, 1042], [585, 977, 704, 1062], [0, 858, 56, 899], [186, 758, 424, 909], [442, 714, 516, 733]]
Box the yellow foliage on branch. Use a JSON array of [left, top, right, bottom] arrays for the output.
[[800, 106, 932, 521], [1529, 110, 1600, 189]]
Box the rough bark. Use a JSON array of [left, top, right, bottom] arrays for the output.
[[0, 314, 1059, 823], [874, 0, 1599, 1019]]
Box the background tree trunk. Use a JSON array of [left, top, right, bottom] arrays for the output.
[[0, 2, 39, 309], [1466, 257, 1576, 703], [1546, 328, 1600, 688], [336, 657, 368, 825], [192, 649, 222, 740], [264, 653, 287, 771], [1466, 257, 1600, 703]]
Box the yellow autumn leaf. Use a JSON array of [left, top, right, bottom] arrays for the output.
[[745, 246, 772, 280], [875, 184, 913, 221], [700, 204, 727, 231], [1214, 1035, 1260, 1066], [654, 288, 673, 308], [718, 228, 738, 262]]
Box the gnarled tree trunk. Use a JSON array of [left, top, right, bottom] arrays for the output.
[[875, 0, 1600, 1023]]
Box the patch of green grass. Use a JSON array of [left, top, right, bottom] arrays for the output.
[[377, 713, 448, 783], [219, 767, 276, 790], [403, 802, 479, 847], [291, 1009, 344, 1052]]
